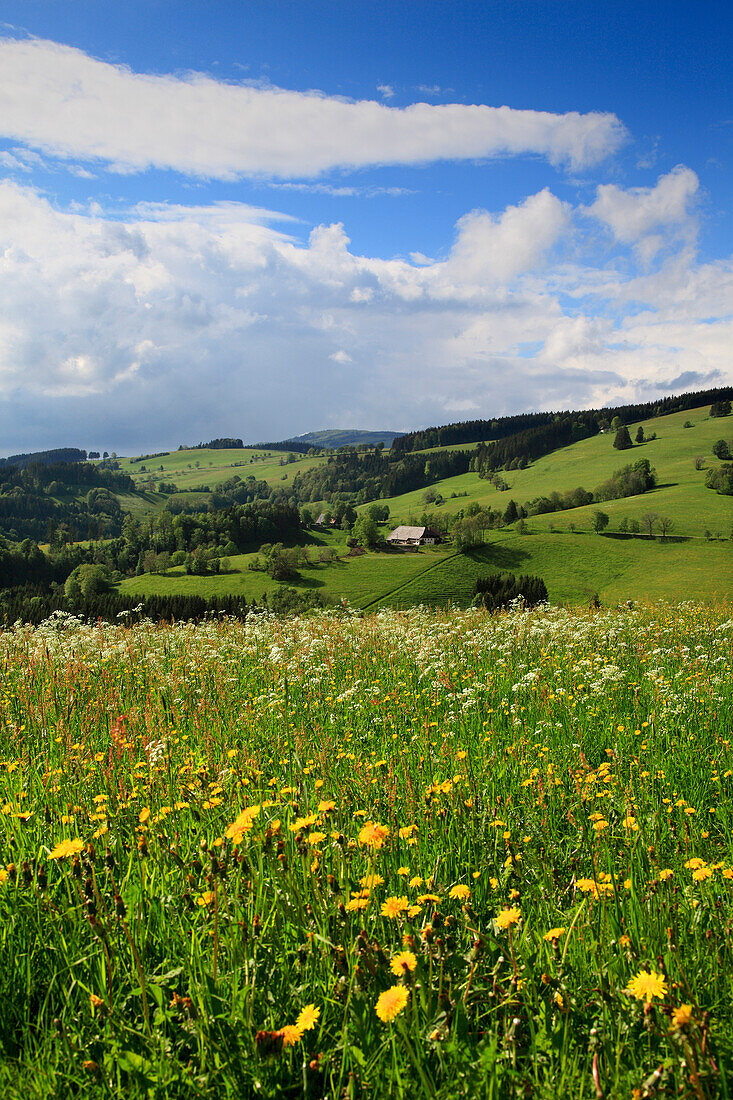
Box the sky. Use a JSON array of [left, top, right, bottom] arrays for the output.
[[0, 0, 731, 455]]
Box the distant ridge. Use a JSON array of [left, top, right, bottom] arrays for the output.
[[287, 429, 404, 449]]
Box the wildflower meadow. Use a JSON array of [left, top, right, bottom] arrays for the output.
[[1, 601, 732, 1098]]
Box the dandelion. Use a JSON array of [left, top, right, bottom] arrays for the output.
[[345, 896, 369, 912], [543, 926, 566, 942], [360, 873, 384, 889], [48, 838, 84, 860], [358, 821, 389, 849], [375, 985, 409, 1022], [390, 950, 417, 977], [495, 907, 521, 930], [295, 1004, 320, 1032], [658, 869, 674, 881], [381, 896, 409, 918], [625, 969, 668, 1003], [692, 867, 713, 881], [449, 884, 470, 900], [279, 1024, 302, 1047], [138, 807, 150, 824], [671, 1004, 693, 1030]]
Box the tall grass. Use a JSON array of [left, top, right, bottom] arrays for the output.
[[0, 602, 732, 1097]]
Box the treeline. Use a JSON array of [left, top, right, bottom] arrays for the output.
[[291, 448, 471, 505], [472, 415, 596, 475], [0, 586, 254, 626], [185, 438, 245, 450], [0, 462, 134, 541], [393, 386, 733, 456], [0, 447, 87, 470], [473, 573, 548, 611], [253, 440, 317, 454], [1, 498, 303, 596]]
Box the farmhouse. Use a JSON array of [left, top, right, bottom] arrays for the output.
[[386, 525, 442, 547]]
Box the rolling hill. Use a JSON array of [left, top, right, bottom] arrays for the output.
[[118, 401, 733, 609]]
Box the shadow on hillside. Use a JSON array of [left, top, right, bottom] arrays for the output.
[[463, 544, 531, 570], [601, 533, 691, 543], [293, 575, 326, 590]]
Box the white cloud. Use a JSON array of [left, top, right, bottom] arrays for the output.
[[0, 181, 729, 453], [587, 165, 699, 243], [0, 37, 626, 178], [377, 84, 394, 99]]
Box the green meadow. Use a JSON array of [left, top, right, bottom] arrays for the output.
[[2, 603, 732, 1097], [380, 406, 733, 539]]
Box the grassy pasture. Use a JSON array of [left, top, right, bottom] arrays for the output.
[[375, 406, 733, 538], [377, 532, 733, 608], [1, 603, 732, 1097], [123, 448, 326, 492], [119, 541, 453, 610]]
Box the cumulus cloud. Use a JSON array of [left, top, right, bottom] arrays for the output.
[[586, 165, 699, 243], [0, 36, 626, 177], [0, 180, 730, 453]]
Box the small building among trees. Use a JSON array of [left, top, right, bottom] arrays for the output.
[[386, 525, 442, 547]]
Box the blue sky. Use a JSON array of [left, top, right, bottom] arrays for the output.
[[0, 1, 731, 452]]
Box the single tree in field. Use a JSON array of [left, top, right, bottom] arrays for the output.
[[658, 516, 674, 541], [635, 426, 645, 443], [614, 426, 633, 450], [592, 510, 609, 534], [712, 439, 731, 460], [641, 512, 658, 537]]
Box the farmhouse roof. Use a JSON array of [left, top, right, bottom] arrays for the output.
[[387, 525, 430, 541]]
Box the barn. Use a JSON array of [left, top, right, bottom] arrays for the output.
[[386, 525, 442, 546]]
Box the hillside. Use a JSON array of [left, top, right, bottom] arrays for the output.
[[287, 428, 403, 448], [380, 405, 733, 539], [117, 402, 733, 609]]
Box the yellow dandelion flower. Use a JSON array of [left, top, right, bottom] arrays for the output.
[[295, 1004, 320, 1032], [671, 1004, 693, 1030], [360, 873, 384, 889], [345, 896, 370, 912], [692, 867, 713, 881], [381, 896, 409, 918], [279, 1024, 302, 1047], [658, 869, 674, 881], [375, 984, 409, 1022], [407, 905, 422, 918], [358, 821, 389, 849], [390, 950, 418, 976], [625, 969, 668, 1003], [48, 838, 84, 860], [89, 994, 104, 1011], [417, 893, 440, 905], [318, 800, 336, 813], [684, 857, 706, 870], [543, 926, 566, 942], [449, 884, 471, 901], [495, 907, 521, 930]]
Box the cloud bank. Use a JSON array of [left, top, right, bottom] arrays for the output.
[[0, 37, 626, 178], [0, 167, 730, 453]]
